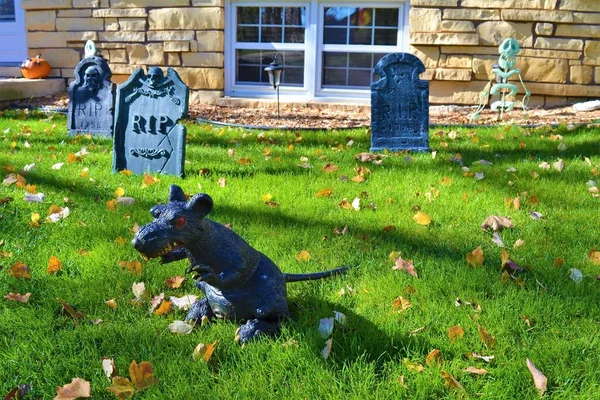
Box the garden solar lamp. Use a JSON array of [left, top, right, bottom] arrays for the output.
[[264, 53, 284, 117]]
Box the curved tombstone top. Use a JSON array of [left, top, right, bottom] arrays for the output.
[[372, 53, 426, 91]]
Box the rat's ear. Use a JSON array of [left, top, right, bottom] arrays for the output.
[[169, 184, 187, 202], [187, 193, 213, 217]]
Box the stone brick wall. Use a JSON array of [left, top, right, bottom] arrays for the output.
[[410, 0, 600, 107], [21, 0, 224, 104]]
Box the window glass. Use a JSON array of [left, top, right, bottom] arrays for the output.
[[322, 52, 386, 89], [0, 0, 16, 22], [236, 50, 305, 86], [237, 6, 306, 44]]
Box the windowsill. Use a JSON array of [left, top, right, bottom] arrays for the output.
[[217, 95, 371, 110]]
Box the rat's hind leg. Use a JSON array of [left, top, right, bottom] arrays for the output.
[[185, 298, 215, 323], [235, 319, 280, 344]]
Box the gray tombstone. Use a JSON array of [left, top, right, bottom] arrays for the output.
[[112, 67, 189, 177], [370, 53, 429, 152], [68, 41, 115, 137]]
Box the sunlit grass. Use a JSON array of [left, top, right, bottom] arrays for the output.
[[0, 110, 599, 398]]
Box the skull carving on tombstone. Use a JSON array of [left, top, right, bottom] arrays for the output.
[[83, 65, 102, 93], [146, 67, 164, 89]]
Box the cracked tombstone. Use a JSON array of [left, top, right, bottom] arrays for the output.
[[370, 53, 429, 152], [68, 40, 115, 137], [113, 67, 189, 177]]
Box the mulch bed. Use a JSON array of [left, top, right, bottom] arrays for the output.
[[3, 92, 600, 129]]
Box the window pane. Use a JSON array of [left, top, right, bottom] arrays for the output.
[[261, 7, 283, 25], [323, 69, 346, 86], [323, 27, 347, 44], [0, 0, 16, 22], [237, 26, 259, 42], [238, 49, 261, 64], [349, 53, 371, 68], [350, 8, 373, 27], [374, 29, 397, 46], [323, 52, 347, 68], [349, 28, 372, 45], [348, 69, 372, 87], [284, 51, 304, 67], [283, 68, 304, 85], [285, 7, 305, 26], [324, 7, 349, 26], [375, 8, 399, 27], [261, 26, 282, 42], [238, 66, 262, 83], [238, 7, 259, 24], [284, 27, 304, 43], [236, 50, 304, 86]]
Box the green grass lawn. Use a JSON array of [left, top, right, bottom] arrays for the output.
[[1, 109, 600, 399]]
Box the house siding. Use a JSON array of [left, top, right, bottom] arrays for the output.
[[20, 0, 600, 106]]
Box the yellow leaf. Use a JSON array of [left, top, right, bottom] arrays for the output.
[[588, 249, 600, 265], [478, 325, 496, 348], [114, 237, 127, 246], [501, 248, 510, 268], [106, 199, 118, 212], [425, 349, 443, 366], [440, 176, 452, 186], [107, 376, 134, 399], [440, 371, 464, 390], [55, 377, 91, 399], [322, 163, 339, 173], [262, 193, 273, 203], [316, 188, 333, 198], [8, 262, 31, 279], [193, 341, 217, 362], [31, 212, 41, 226], [295, 250, 311, 262], [447, 325, 464, 341], [129, 360, 158, 390], [237, 158, 252, 165], [120, 169, 133, 177], [115, 187, 125, 197], [466, 246, 484, 267], [106, 299, 118, 310], [338, 198, 352, 209], [154, 300, 173, 316], [413, 211, 431, 226], [263, 147, 272, 156], [120, 260, 143, 275], [389, 251, 401, 262], [165, 276, 185, 289], [392, 296, 412, 312], [25, 184, 37, 194], [403, 358, 425, 373], [48, 256, 62, 275], [142, 172, 159, 188], [67, 153, 80, 163]]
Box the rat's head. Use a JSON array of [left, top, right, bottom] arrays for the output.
[[132, 185, 213, 260]]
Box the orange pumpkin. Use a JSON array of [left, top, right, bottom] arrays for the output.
[[20, 54, 51, 79]]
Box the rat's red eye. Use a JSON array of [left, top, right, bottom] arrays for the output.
[[175, 216, 186, 228]]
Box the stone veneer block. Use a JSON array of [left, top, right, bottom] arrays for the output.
[[27, 31, 97, 48], [111, 0, 189, 6], [520, 48, 581, 59], [443, 9, 500, 20], [462, 0, 557, 9], [26, 10, 56, 31], [58, 9, 92, 17], [27, 48, 80, 68], [410, 32, 479, 46], [167, 53, 181, 66], [573, 12, 600, 24], [181, 52, 223, 67], [410, 8, 442, 33], [501, 9, 574, 23], [570, 65, 594, 84], [109, 49, 127, 63], [535, 22, 554, 35], [92, 8, 147, 18], [535, 37, 584, 51], [149, 8, 223, 30], [477, 21, 533, 47], [595, 67, 600, 83], [192, 0, 223, 5], [434, 68, 472, 81], [57, 18, 104, 31], [119, 19, 146, 31], [99, 31, 146, 42], [440, 55, 472, 68], [126, 44, 164, 65], [148, 31, 195, 41], [172, 67, 224, 90], [429, 81, 484, 104], [555, 24, 600, 38], [440, 20, 475, 33], [411, 0, 457, 5], [73, 0, 109, 6], [196, 31, 224, 52], [21, 0, 72, 9], [560, 0, 600, 12], [408, 45, 440, 69], [584, 41, 600, 65], [164, 41, 191, 52]]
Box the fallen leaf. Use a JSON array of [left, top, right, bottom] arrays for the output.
[[526, 358, 547, 396], [569, 268, 583, 283], [106, 299, 117, 310], [120, 169, 133, 177], [588, 249, 600, 265], [355, 153, 382, 163], [120, 261, 142, 275], [447, 325, 464, 341], [194, 341, 217, 362], [398, 375, 408, 389], [478, 325, 496, 348], [8, 262, 31, 279], [154, 300, 173, 316], [337, 198, 352, 209], [475, 172, 485, 181], [4, 384, 31, 400], [170, 295, 197, 311], [57, 298, 85, 324], [392, 296, 412, 312], [262, 193, 273, 203], [413, 211, 431, 226], [149, 293, 165, 313], [48, 256, 62, 275], [530, 211, 543, 220], [102, 358, 118, 380], [465, 367, 488, 375], [295, 250, 311, 262], [218, 177, 227, 188], [168, 320, 194, 335], [466, 246, 484, 267], [322, 338, 333, 360], [440, 371, 464, 390], [351, 197, 361, 211], [468, 352, 495, 363], [481, 215, 514, 231], [538, 162, 550, 170], [514, 239, 525, 248], [318, 317, 335, 338], [165, 276, 185, 289], [141, 172, 159, 188], [24, 192, 45, 202], [55, 378, 91, 399], [51, 162, 64, 170], [322, 163, 339, 173], [106, 199, 118, 212], [409, 326, 427, 336], [491, 232, 505, 247], [316, 188, 333, 198], [106, 376, 135, 400], [129, 360, 158, 391], [403, 358, 425, 373], [333, 311, 346, 325], [553, 159, 565, 172], [393, 257, 418, 278], [117, 197, 135, 206], [237, 158, 252, 165], [4, 292, 31, 303], [426, 349, 443, 366]]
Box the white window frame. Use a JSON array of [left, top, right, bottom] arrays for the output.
[[225, 0, 409, 103], [0, 0, 27, 63]]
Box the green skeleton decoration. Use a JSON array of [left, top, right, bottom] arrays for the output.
[[469, 38, 531, 121]]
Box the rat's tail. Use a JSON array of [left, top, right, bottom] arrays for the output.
[[284, 266, 350, 283]]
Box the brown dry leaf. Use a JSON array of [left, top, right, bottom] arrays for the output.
[[120, 261, 142, 275], [501, 249, 510, 268], [193, 340, 217, 362], [67, 153, 80, 163], [322, 163, 339, 173], [25, 184, 37, 194], [351, 175, 365, 183], [440, 371, 464, 391], [466, 246, 484, 267], [316, 188, 333, 198], [106, 299, 117, 310], [57, 298, 85, 324], [114, 237, 127, 246], [447, 325, 464, 341], [392, 296, 412, 312], [107, 376, 135, 399], [120, 169, 133, 177], [383, 225, 396, 233], [465, 367, 488, 375], [440, 176, 452, 186], [165, 276, 185, 289], [338, 198, 352, 209], [8, 262, 31, 279], [154, 300, 173, 316], [114, 187, 125, 198], [295, 250, 311, 262], [129, 360, 158, 391], [4, 384, 32, 400], [102, 358, 118, 380], [106, 199, 118, 212], [478, 325, 496, 348], [393, 258, 418, 278], [413, 211, 431, 226], [480, 215, 514, 231], [141, 172, 159, 188], [55, 377, 91, 399], [587, 249, 600, 265], [4, 292, 31, 303], [403, 358, 425, 373], [426, 349, 443, 366], [48, 256, 62, 275], [237, 158, 252, 165], [526, 358, 547, 396], [217, 177, 227, 188]]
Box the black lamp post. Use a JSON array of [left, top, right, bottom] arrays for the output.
[[264, 53, 284, 117]]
